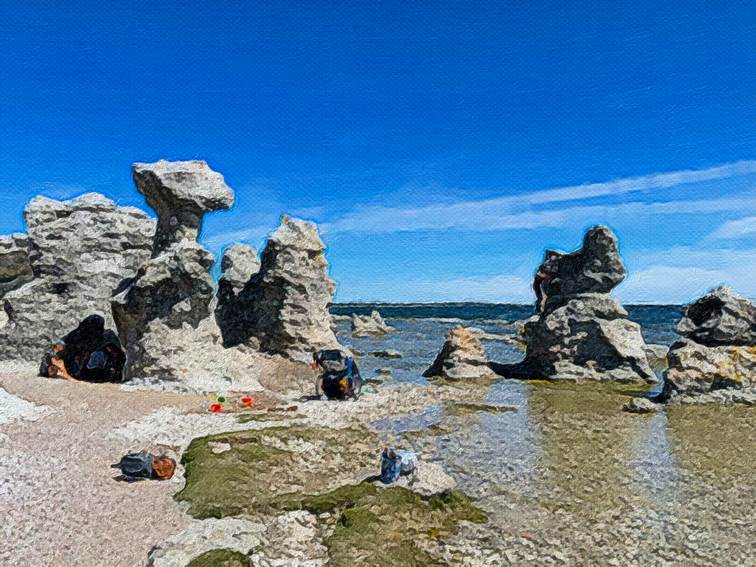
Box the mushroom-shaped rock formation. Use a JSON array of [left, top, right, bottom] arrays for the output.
[[215, 244, 260, 345], [351, 310, 395, 337], [0, 193, 155, 361], [423, 326, 494, 380], [503, 226, 656, 383], [113, 162, 262, 392], [132, 160, 234, 255], [662, 287, 755, 401], [218, 216, 341, 361]]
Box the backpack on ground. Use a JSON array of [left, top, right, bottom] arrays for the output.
[[116, 452, 153, 479]]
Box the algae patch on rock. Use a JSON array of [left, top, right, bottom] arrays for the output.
[[176, 425, 378, 518], [187, 548, 248, 567], [302, 483, 487, 567], [176, 424, 488, 566]]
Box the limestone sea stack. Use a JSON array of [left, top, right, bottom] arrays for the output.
[[351, 310, 395, 337], [216, 216, 341, 362], [113, 160, 262, 392], [662, 287, 755, 403], [0, 194, 155, 361], [423, 326, 494, 380], [511, 226, 656, 383]]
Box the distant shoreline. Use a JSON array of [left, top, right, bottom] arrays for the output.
[[331, 301, 684, 307]]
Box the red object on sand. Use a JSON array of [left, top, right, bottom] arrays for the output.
[[241, 396, 254, 407], [209, 403, 222, 413]]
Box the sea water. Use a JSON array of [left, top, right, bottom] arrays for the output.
[[330, 303, 755, 562]]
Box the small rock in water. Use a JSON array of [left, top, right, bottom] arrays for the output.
[[622, 397, 661, 414], [351, 310, 395, 336], [423, 326, 494, 380], [369, 349, 403, 359]]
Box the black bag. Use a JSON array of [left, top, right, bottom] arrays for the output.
[[116, 452, 153, 479]]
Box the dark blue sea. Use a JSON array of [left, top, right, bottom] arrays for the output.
[[330, 303, 684, 383]]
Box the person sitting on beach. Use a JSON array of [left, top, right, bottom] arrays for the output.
[[311, 349, 362, 401], [39, 314, 126, 382]]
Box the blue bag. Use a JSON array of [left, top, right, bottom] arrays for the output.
[[380, 447, 402, 484]]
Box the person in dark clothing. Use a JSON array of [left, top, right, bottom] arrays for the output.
[[312, 349, 363, 400], [40, 314, 126, 382]]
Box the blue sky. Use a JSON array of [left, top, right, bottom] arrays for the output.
[[1, 1, 754, 303]]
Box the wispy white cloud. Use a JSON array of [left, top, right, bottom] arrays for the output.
[[617, 246, 756, 303], [325, 160, 756, 234], [707, 215, 756, 239]]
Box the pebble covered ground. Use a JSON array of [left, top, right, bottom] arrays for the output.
[[2, 356, 754, 566]]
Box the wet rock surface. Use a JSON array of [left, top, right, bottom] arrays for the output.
[[623, 396, 661, 414], [424, 326, 494, 380], [0, 193, 154, 361], [351, 310, 395, 336], [503, 227, 656, 383], [664, 288, 755, 403], [222, 216, 341, 361]]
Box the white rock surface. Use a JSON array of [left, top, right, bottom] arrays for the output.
[[0, 387, 49, 426], [147, 518, 265, 567]]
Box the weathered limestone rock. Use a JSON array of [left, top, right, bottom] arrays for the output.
[[147, 518, 265, 567], [132, 160, 234, 255], [351, 310, 395, 336], [504, 227, 656, 383], [661, 288, 755, 403], [215, 244, 260, 347], [676, 286, 755, 346], [114, 162, 264, 392], [665, 340, 755, 394], [0, 194, 155, 361], [622, 397, 661, 414], [644, 343, 669, 371], [112, 238, 263, 392], [534, 226, 626, 313], [112, 242, 220, 381], [0, 234, 32, 299], [423, 326, 494, 380], [220, 216, 341, 362]]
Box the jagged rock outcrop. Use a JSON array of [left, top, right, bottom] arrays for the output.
[[351, 310, 395, 336], [0, 234, 32, 299], [534, 226, 626, 313], [132, 160, 234, 255], [676, 286, 755, 346], [662, 287, 755, 402], [0, 193, 155, 361], [215, 244, 260, 346], [423, 326, 494, 380], [503, 227, 656, 383], [113, 161, 263, 392], [218, 216, 340, 362]]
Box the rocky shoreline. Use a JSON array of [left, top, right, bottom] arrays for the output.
[[0, 160, 754, 566]]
